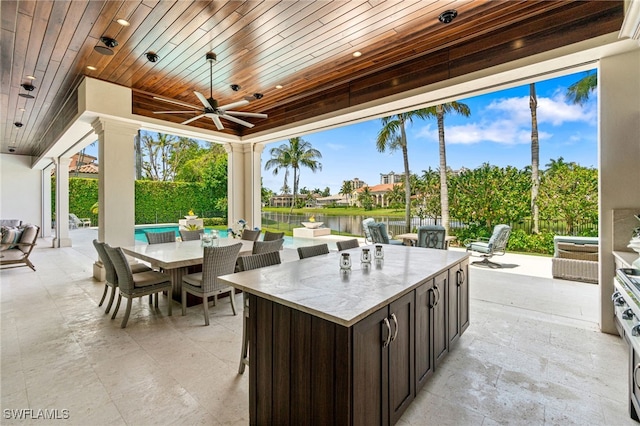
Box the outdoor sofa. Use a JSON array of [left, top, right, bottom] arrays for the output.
[[551, 236, 598, 284]]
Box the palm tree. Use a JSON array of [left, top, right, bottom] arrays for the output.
[[530, 83, 540, 234], [376, 110, 432, 233], [358, 186, 374, 211], [424, 102, 471, 234], [265, 137, 322, 213], [340, 180, 353, 206], [566, 71, 597, 105]]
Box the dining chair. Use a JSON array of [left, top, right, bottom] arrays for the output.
[[241, 229, 261, 242], [263, 231, 284, 241], [251, 238, 284, 255], [104, 244, 172, 328], [297, 243, 330, 259], [236, 251, 282, 374], [336, 239, 360, 251], [181, 243, 243, 326], [416, 225, 446, 250], [145, 231, 176, 244], [179, 229, 204, 241], [93, 239, 152, 314]]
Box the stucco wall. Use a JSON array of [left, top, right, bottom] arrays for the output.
[[0, 154, 43, 228]]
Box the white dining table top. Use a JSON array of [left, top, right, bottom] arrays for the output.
[[218, 244, 468, 327], [121, 238, 253, 269]]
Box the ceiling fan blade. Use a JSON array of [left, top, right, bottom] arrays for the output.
[[221, 114, 254, 128], [218, 99, 250, 111], [153, 96, 200, 110], [153, 110, 198, 114], [211, 115, 224, 130], [194, 91, 213, 109], [225, 111, 268, 119], [181, 114, 206, 125]]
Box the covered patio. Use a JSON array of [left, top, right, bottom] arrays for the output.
[[1, 228, 633, 424]]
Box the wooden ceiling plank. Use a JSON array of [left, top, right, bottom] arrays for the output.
[[87, 1, 128, 39], [49, 1, 88, 64], [0, 0, 17, 31], [68, 1, 110, 52]]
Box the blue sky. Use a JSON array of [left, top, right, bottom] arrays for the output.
[[261, 69, 598, 195]]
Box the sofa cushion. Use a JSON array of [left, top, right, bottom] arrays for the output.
[[18, 225, 39, 254], [0, 219, 21, 227], [0, 226, 23, 251]]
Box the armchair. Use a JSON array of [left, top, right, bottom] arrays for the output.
[[465, 224, 511, 268], [0, 224, 39, 271]]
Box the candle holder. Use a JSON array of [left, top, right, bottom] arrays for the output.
[[361, 248, 371, 264], [374, 244, 384, 259], [340, 253, 352, 270]]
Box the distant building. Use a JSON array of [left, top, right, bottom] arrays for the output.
[[269, 194, 294, 207], [380, 171, 404, 184], [354, 183, 400, 207], [51, 153, 99, 179], [316, 194, 349, 207]]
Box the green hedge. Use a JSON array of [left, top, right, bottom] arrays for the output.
[[53, 177, 227, 225]]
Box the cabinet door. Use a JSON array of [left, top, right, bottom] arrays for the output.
[[415, 280, 434, 392], [458, 259, 470, 334], [353, 306, 390, 426], [389, 291, 415, 425], [449, 260, 470, 346], [433, 270, 448, 366]]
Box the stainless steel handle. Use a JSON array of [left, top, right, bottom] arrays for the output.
[[612, 291, 621, 301], [623, 308, 636, 320], [382, 317, 391, 348], [634, 363, 640, 387], [632, 323, 640, 337], [434, 285, 441, 306], [615, 296, 626, 307], [390, 313, 398, 342], [457, 269, 465, 286], [428, 288, 435, 308]]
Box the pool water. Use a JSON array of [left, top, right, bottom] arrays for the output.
[[134, 225, 229, 242]]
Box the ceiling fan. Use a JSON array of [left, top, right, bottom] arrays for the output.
[[153, 52, 267, 130]]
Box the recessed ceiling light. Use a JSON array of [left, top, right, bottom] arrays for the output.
[[26, 75, 36, 80], [116, 18, 130, 26], [19, 108, 25, 112], [86, 65, 97, 71], [438, 9, 457, 24], [275, 85, 283, 89], [353, 51, 362, 57]]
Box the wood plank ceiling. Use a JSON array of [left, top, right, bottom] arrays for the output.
[[0, 0, 624, 156]]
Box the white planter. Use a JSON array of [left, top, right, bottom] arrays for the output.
[[301, 221, 323, 229]]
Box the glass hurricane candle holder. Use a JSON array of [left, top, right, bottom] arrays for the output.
[[340, 253, 352, 270], [361, 248, 371, 264], [374, 244, 384, 259]]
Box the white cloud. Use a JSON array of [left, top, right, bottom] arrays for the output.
[[416, 93, 590, 146], [325, 142, 346, 150]]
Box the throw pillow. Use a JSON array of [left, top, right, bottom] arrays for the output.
[[0, 226, 23, 251]]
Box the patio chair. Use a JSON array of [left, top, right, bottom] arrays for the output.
[[236, 251, 282, 374], [241, 229, 261, 242], [181, 243, 242, 326], [69, 213, 91, 229], [92, 239, 152, 314], [104, 244, 172, 328], [145, 231, 176, 244], [362, 218, 375, 244], [336, 239, 360, 251], [416, 225, 446, 250], [465, 224, 512, 268], [179, 229, 204, 241], [368, 222, 404, 245], [251, 238, 284, 255], [0, 224, 39, 271], [297, 243, 329, 259], [263, 230, 284, 241]]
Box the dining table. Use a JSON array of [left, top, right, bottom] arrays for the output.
[[121, 238, 254, 304], [394, 232, 457, 248]]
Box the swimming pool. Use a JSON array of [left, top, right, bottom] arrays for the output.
[[134, 224, 229, 242]]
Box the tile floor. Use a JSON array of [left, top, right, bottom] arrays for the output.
[[0, 228, 636, 425]]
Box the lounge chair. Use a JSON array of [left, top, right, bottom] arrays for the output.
[[465, 224, 511, 268], [0, 224, 40, 271], [69, 213, 91, 228]]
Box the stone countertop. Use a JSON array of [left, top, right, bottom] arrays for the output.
[[614, 251, 639, 269], [219, 244, 468, 327]]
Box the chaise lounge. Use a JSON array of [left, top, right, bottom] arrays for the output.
[[0, 224, 40, 271]]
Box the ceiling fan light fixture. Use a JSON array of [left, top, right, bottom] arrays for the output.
[[438, 10, 457, 24], [14, 122, 23, 128], [145, 52, 159, 62], [19, 93, 34, 99], [206, 52, 217, 63], [230, 84, 241, 91], [21, 83, 35, 91], [94, 36, 118, 55]]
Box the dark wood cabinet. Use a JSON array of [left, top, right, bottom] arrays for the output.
[[415, 278, 434, 392], [449, 259, 470, 347], [353, 291, 414, 426], [433, 270, 449, 367]]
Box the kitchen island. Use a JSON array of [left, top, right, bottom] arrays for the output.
[[219, 244, 470, 425]]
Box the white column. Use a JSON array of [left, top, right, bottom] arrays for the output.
[[40, 165, 53, 238], [92, 117, 139, 279], [52, 157, 72, 247], [251, 143, 265, 229], [599, 49, 640, 334]]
